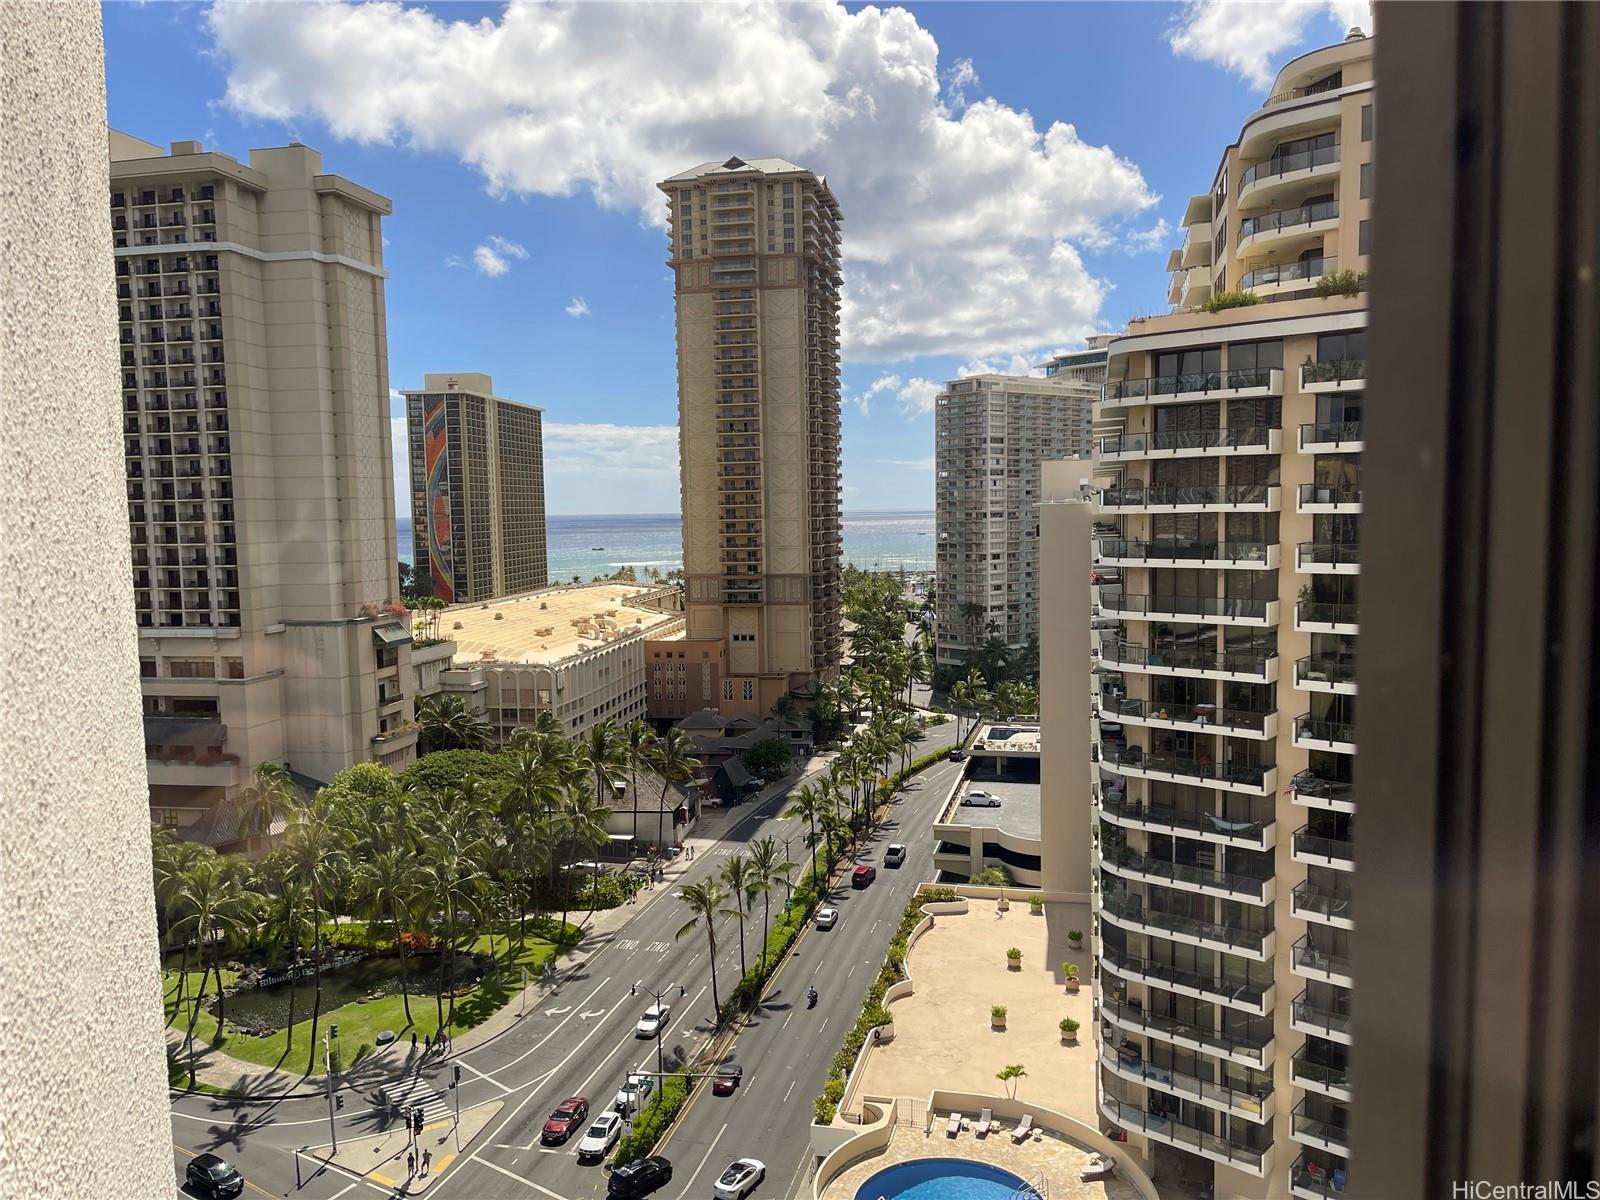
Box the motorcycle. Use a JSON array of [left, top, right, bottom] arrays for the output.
[[807, 987, 818, 1009]]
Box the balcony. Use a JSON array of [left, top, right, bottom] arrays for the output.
[[1100, 891, 1275, 960], [1098, 426, 1280, 461], [1297, 483, 1362, 514], [1291, 1043, 1352, 1101], [1097, 790, 1276, 851], [1099, 640, 1280, 684], [1100, 367, 1282, 412], [1295, 600, 1359, 635], [1290, 769, 1356, 814], [1291, 933, 1353, 987], [1100, 941, 1274, 1015], [1099, 996, 1274, 1069], [1097, 538, 1278, 571], [1101, 843, 1274, 904], [1239, 142, 1340, 206], [1291, 1098, 1350, 1155], [1098, 692, 1277, 740], [1099, 1092, 1271, 1176], [1300, 358, 1366, 392], [1297, 541, 1361, 575], [1237, 199, 1340, 257], [1292, 880, 1354, 930], [1295, 655, 1358, 695], [1100, 743, 1276, 796], [1097, 589, 1279, 628], [1293, 713, 1356, 754], [1240, 255, 1337, 293], [1292, 824, 1355, 871], [1099, 482, 1281, 514], [1099, 1049, 1273, 1124], [1290, 1153, 1349, 1200]]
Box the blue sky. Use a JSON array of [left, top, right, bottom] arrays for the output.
[[103, 0, 1369, 515]]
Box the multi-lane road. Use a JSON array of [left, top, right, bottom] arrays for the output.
[[172, 718, 966, 1200]]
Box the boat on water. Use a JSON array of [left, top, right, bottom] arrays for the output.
[[591, 545, 605, 551]]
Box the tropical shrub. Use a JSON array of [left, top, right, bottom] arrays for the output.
[[1203, 290, 1263, 312], [612, 1069, 691, 1164]]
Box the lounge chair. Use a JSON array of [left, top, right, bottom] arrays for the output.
[[974, 1108, 993, 1136], [946, 1112, 961, 1137], [1080, 1154, 1117, 1183], [1010, 1113, 1034, 1143]]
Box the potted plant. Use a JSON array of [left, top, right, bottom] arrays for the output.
[[1068, 929, 1084, 951], [1063, 962, 1080, 994], [996, 889, 1009, 912], [1006, 947, 1023, 970], [1060, 1017, 1080, 1044], [991, 1005, 1008, 1030], [1028, 895, 1044, 914]]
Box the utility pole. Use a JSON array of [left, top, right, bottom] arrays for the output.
[[631, 980, 687, 1084], [323, 1033, 339, 1153], [452, 1065, 462, 1150]]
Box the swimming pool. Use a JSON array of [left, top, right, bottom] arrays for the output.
[[853, 1158, 1039, 1200]]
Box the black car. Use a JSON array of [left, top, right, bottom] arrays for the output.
[[608, 1155, 673, 1198], [185, 1153, 243, 1199]]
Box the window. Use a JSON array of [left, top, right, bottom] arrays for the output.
[[1360, 161, 1373, 199], [1230, 340, 1283, 371], [742, 680, 755, 702], [1359, 219, 1372, 256], [1361, 104, 1373, 142], [723, 680, 734, 701], [1317, 330, 1367, 364]]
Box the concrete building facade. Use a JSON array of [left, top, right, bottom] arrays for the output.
[[112, 132, 422, 838], [934, 373, 1098, 672], [658, 157, 844, 716], [1075, 32, 1371, 1199], [404, 371, 548, 604]]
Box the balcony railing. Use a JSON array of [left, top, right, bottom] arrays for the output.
[[1104, 367, 1279, 404], [1100, 942, 1271, 1012], [1098, 590, 1273, 621], [1100, 693, 1274, 736], [1297, 600, 1359, 628], [1100, 997, 1273, 1065], [1100, 1048, 1272, 1119], [1297, 483, 1362, 508], [1099, 426, 1276, 456], [1099, 1095, 1269, 1169], [1097, 792, 1274, 847], [1296, 656, 1357, 687], [1290, 1153, 1349, 1198], [1292, 880, 1353, 924], [1291, 769, 1355, 808], [1241, 143, 1340, 188], [1298, 541, 1362, 568], [1102, 640, 1277, 679], [1239, 201, 1339, 244], [1293, 824, 1355, 865], [1101, 891, 1272, 953], [1291, 1045, 1351, 1096], [1294, 714, 1356, 747], [1292, 933, 1352, 982], [1102, 483, 1279, 508], [1301, 358, 1366, 387], [1241, 256, 1336, 290], [1101, 743, 1274, 791], [1291, 1098, 1350, 1149], [1098, 539, 1273, 565]]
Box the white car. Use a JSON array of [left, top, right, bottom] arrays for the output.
[[960, 790, 1003, 808], [814, 907, 838, 930], [635, 1003, 670, 1039], [713, 1158, 767, 1200], [575, 1110, 623, 1162], [613, 1072, 655, 1114]]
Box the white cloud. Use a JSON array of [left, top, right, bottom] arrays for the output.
[[543, 422, 679, 510], [894, 378, 941, 417], [565, 296, 590, 318], [1166, 1, 1371, 87], [1121, 218, 1173, 255], [207, 0, 1158, 364], [943, 56, 980, 112], [878, 455, 935, 471], [854, 372, 908, 417], [957, 353, 1043, 379], [471, 234, 527, 277]]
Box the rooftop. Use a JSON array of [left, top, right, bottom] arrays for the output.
[[442, 584, 683, 667]]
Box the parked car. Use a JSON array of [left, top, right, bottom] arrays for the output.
[[576, 1111, 624, 1161], [608, 1155, 673, 1198], [713, 1158, 767, 1200], [814, 906, 839, 930], [613, 1072, 655, 1114], [184, 1154, 243, 1199], [635, 1003, 670, 1038], [961, 791, 1003, 808], [712, 1064, 744, 1096], [852, 864, 877, 888], [540, 1096, 590, 1144], [884, 843, 907, 867]]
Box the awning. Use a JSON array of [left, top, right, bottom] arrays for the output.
[[143, 717, 226, 747], [372, 623, 414, 647]]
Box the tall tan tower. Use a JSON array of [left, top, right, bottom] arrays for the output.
[[659, 158, 843, 716]]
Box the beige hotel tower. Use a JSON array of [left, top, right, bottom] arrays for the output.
[[1047, 29, 1371, 1199], [659, 158, 844, 716]]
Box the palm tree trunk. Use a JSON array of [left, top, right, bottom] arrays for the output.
[[445, 899, 458, 1028], [186, 963, 213, 1087], [306, 893, 324, 1077], [213, 946, 226, 1042], [761, 890, 771, 976], [706, 927, 721, 1017], [735, 900, 747, 981]]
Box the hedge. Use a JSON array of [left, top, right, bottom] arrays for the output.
[[612, 1069, 691, 1164], [813, 886, 961, 1124]]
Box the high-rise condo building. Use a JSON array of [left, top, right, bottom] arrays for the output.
[[934, 372, 1097, 674], [112, 132, 424, 844], [1045, 29, 1371, 1198], [1046, 335, 1123, 485], [658, 157, 843, 716], [403, 372, 548, 603]]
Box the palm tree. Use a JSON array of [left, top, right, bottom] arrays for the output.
[[238, 761, 297, 854], [261, 867, 312, 1052], [719, 853, 756, 983], [416, 694, 493, 754], [620, 719, 657, 846], [354, 849, 423, 1027], [784, 783, 828, 884], [674, 880, 740, 1020], [284, 793, 351, 1073], [562, 791, 614, 920], [417, 798, 487, 1029], [747, 837, 794, 972], [580, 719, 629, 809], [647, 726, 700, 851], [170, 857, 253, 1083]]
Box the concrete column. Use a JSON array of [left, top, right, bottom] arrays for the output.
[[0, 3, 174, 1192]]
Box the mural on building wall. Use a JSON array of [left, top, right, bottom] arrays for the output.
[[423, 395, 455, 602]]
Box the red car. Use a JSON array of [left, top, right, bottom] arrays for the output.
[[852, 865, 877, 888], [541, 1096, 590, 1144], [712, 1064, 744, 1095]]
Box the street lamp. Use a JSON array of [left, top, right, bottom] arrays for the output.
[[631, 980, 687, 1085], [322, 1032, 339, 1153]]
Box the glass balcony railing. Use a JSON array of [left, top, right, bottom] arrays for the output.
[[1297, 541, 1362, 568], [1103, 367, 1279, 403], [1291, 1045, 1351, 1094], [1097, 791, 1274, 847], [1098, 539, 1273, 565], [1098, 590, 1274, 620], [1295, 714, 1356, 745], [1102, 640, 1278, 679], [1099, 693, 1274, 735], [1099, 997, 1274, 1065], [1098, 426, 1276, 456], [1100, 942, 1271, 1011], [1292, 1098, 1351, 1148], [1239, 199, 1340, 242], [1293, 824, 1355, 864], [1291, 769, 1355, 807], [1241, 256, 1336, 290], [1296, 600, 1359, 627], [1102, 483, 1278, 508], [1301, 358, 1366, 387], [1100, 743, 1274, 790], [1101, 890, 1272, 953], [1292, 880, 1353, 922], [1300, 421, 1364, 448], [1296, 656, 1358, 687], [1297, 483, 1362, 507], [1292, 933, 1352, 981], [1101, 1048, 1272, 1117], [1100, 1094, 1269, 1168], [1241, 142, 1340, 188], [1290, 1153, 1349, 1197]]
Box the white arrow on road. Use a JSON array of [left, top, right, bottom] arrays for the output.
[[580, 1008, 606, 1020], [544, 1006, 572, 1016]]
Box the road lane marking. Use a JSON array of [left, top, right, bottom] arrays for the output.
[[819, 1018, 828, 1033], [481, 978, 611, 1079], [461, 1059, 513, 1093], [846, 963, 857, 979], [672, 1121, 729, 1200], [783, 1080, 796, 1103], [469, 1156, 573, 1199], [781, 1012, 793, 1030]]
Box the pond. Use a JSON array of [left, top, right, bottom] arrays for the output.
[[216, 954, 484, 1030]]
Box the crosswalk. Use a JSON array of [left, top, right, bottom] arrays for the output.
[[387, 1078, 454, 1125]]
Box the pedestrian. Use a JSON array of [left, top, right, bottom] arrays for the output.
[[410, 1031, 417, 1051], [422, 1149, 432, 1175], [424, 1031, 433, 1051], [407, 1151, 415, 1178]]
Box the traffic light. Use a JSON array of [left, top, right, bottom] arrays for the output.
[[453, 1065, 462, 1086], [413, 1110, 423, 1136], [335, 1094, 344, 1111], [330, 1024, 339, 1039]]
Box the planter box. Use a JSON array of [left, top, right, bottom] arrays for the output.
[[1007, 960, 1022, 971]]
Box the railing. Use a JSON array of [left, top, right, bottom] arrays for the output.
[[1289, 1153, 1349, 1197], [1297, 483, 1362, 507], [1291, 1099, 1350, 1148], [1099, 426, 1276, 456], [1099, 997, 1273, 1065], [1101, 743, 1272, 790], [1296, 656, 1357, 686], [1291, 933, 1352, 981], [1301, 358, 1367, 387], [1100, 1048, 1271, 1117], [1101, 891, 1272, 953], [1098, 539, 1273, 565], [1097, 792, 1274, 846], [1102, 483, 1278, 508], [1241, 256, 1336, 290], [1298, 541, 1362, 568], [1291, 880, 1353, 923], [1290, 769, 1355, 807], [1102, 640, 1277, 679], [1098, 591, 1273, 621], [1099, 1094, 1269, 1166], [1241, 143, 1340, 188], [1239, 200, 1340, 243], [1293, 825, 1355, 865], [1300, 421, 1364, 448], [1099, 942, 1271, 1011], [1100, 693, 1273, 735], [1297, 600, 1359, 628], [1103, 368, 1278, 404], [1290, 1046, 1351, 1094]]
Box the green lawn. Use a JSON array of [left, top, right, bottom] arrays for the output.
[[165, 931, 571, 1077]]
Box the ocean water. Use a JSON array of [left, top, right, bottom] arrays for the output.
[[397, 510, 935, 583]]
